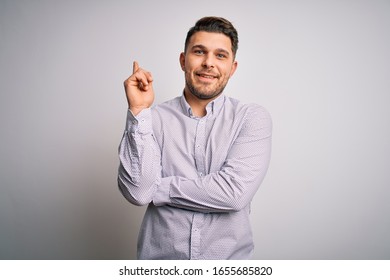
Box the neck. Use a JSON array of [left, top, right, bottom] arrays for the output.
[[183, 89, 219, 117]]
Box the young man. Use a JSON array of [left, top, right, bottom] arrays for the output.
[[118, 17, 272, 259]]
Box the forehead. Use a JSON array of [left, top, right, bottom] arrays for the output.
[[188, 31, 233, 53]]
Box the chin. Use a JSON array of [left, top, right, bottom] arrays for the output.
[[193, 91, 222, 100]]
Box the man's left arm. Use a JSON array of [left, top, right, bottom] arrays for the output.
[[153, 105, 272, 213]]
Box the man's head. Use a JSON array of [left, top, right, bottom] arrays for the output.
[[184, 17, 239, 59], [180, 17, 239, 101]]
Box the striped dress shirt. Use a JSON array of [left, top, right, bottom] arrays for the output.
[[118, 93, 272, 259]]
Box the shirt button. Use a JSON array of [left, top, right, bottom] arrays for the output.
[[132, 120, 137, 124]]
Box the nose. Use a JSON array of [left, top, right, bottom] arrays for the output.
[[202, 53, 215, 69]]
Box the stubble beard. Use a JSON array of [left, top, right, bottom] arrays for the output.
[[185, 73, 229, 100]]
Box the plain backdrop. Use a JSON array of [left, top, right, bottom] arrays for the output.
[[1, 0, 389, 259]]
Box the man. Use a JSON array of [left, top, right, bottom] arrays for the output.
[[118, 16, 272, 259]]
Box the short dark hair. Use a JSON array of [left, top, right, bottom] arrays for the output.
[[184, 16, 239, 58]]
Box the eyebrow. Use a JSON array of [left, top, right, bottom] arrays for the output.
[[191, 44, 231, 56]]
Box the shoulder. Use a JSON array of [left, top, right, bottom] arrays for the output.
[[150, 96, 182, 119], [224, 96, 272, 123], [149, 96, 183, 133], [154, 96, 182, 112], [223, 97, 272, 140]]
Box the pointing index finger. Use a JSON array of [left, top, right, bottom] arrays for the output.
[[132, 61, 139, 74]]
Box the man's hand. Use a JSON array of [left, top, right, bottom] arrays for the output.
[[124, 61, 154, 115]]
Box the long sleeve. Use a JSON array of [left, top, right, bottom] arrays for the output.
[[122, 95, 273, 260], [153, 105, 272, 213], [117, 109, 161, 206]]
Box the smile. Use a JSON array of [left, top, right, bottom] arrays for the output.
[[196, 73, 218, 81]]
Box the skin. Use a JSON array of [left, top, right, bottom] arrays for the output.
[[123, 61, 154, 116], [124, 31, 237, 117]]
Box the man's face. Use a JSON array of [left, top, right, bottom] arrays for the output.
[[180, 31, 237, 100]]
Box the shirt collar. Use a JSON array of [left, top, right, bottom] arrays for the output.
[[180, 92, 225, 118]]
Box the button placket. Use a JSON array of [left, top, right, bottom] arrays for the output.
[[190, 213, 202, 259], [190, 117, 207, 259], [194, 117, 206, 178]]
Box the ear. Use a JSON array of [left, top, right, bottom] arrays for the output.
[[229, 60, 238, 77], [179, 52, 185, 71]]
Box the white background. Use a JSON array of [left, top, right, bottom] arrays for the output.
[[1, 0, 389, 259]]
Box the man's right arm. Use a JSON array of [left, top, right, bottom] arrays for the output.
[[117, 108, 161, 206], [118, 61, 160, 205]]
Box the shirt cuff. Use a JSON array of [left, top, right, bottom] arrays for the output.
[[153, 177, 172, 206], [126, 108, 153, 134]]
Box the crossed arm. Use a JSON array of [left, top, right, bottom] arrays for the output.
[[118, 106, 272, 213]]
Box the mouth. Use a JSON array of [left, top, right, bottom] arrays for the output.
[[196, 72, 219, 82]]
